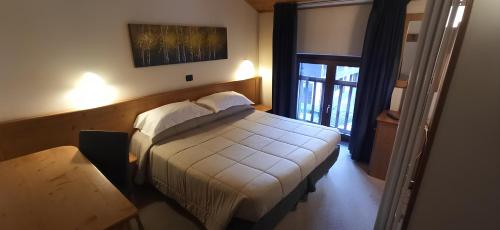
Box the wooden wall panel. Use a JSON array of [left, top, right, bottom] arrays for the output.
[[0, 77, 261, 161]]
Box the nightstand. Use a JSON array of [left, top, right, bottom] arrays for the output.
[[369, 110, 399, 180], [253, 104, 272, 112]]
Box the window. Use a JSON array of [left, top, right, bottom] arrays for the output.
[[296, 54, 361, 134]]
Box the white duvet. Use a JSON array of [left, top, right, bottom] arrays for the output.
[[131, 110, 341, 230]]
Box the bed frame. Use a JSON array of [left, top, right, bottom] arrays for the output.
[[0, 77, 261, 161], [227, 145, 341, 230]]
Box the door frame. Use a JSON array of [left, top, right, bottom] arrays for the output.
[[401, 0, 474, 227], [374, 0, 474, 229], [296, 53, 361, 133]]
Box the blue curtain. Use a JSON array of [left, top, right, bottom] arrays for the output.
[[349, 0, 409, 162], [272, 3, 298, 118]]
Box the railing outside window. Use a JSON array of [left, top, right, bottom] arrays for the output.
[[296, 54, 360, 134], [330, 69, 358, 133], [297, 63, 327, 124]]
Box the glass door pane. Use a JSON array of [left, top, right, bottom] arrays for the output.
[[335, 66, 360, 82], [329, 66, 360, 133], [297, 63, 326, 124]]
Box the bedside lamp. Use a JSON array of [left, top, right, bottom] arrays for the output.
[[388, 80, 408, 120]]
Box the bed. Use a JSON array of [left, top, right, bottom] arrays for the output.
[[0, 77, 340, 230], [131, 106, 341, 230]]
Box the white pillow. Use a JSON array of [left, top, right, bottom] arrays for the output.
[[196, 91, 254, 112], [133, 100, 213, 137]]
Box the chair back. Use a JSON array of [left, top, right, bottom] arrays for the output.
[[79, 130, 129, 192]]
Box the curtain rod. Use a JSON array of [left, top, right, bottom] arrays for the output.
[[297, 0, 373, 10]]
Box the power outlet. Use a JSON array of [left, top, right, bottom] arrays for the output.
[[185, 74, 193, 82]]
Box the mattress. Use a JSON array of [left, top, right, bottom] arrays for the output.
[[131, 110, 341, 230]]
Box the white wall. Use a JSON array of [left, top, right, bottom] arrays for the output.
[[258, 12, 274, 106], [400, 21, 423, 80], [407, 0, 427, 14], [408, 0, 500, 229], [0, 0, 258, 122], [400, 0, 427, 81], [297, 5, 372, 56]]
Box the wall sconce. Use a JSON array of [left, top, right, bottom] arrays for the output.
[[235, 60, 256, 80], [66, 72, 117, 110]]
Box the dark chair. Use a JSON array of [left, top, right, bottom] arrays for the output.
[[79, 130, 130, 194]]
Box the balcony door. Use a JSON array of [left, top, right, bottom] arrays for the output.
[[296, 54, 361, 134]]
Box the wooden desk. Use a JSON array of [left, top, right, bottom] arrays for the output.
[[0, 146, 138, 230], [369, 111, 399, 180]]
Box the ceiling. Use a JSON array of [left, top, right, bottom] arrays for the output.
[[245, 0, 302, 12]]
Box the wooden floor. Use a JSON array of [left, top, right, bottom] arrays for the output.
[[130, 143, 385, 230]]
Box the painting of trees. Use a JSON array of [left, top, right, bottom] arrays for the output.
[[135, 26, 156, 66], [128, 24, 228, 67]]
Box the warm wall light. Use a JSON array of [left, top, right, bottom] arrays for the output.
[[235, 60, 256, 80], [66, 72, 118, 110], [258, 68, 272, 80]]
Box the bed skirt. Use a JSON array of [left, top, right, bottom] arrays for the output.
[[227, 144, 341, 230]]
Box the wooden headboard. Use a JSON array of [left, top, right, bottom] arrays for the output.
[[0, 77, 261, 161]]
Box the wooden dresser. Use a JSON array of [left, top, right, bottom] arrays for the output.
[[369, 110, 399, 180]]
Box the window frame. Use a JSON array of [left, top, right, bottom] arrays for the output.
[[296, 53, 362, 134]]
